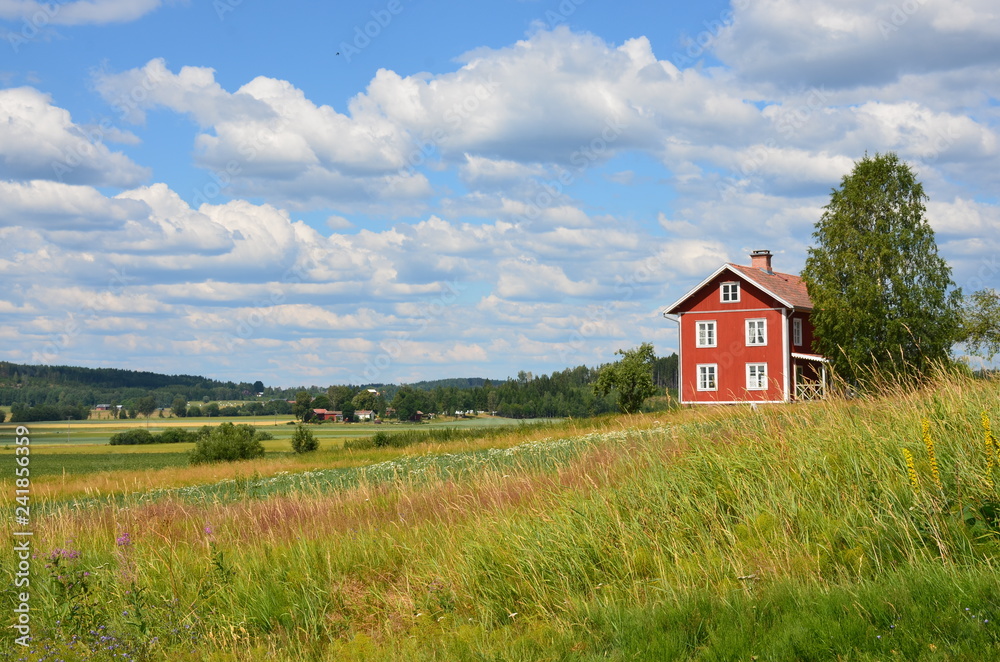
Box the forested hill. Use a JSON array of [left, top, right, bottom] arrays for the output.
[[0, 362, 256, 408], [0, 362, 209, 390]]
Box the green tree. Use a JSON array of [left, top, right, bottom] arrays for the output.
[[189, 423, 267, 464], [136, 395, 157, 424], [290, 424, 319, 453], [204, 402, 220, 417], [252, 380, 265, 394], [186, 404, 202, 418], [593, 343, 658, 414], [293, 390, 314, 421], [961, 289, 1000, 362], [327, 385, 355, 409], [802, 152, 961, 384], [351, 389, 380, 412], [171, 396, 187, 418], [391, 386, 420, 421]]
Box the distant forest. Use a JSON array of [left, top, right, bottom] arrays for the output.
[[0, 353, 678, 421]]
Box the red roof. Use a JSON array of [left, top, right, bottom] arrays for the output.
[[726, 264, 813, 310]]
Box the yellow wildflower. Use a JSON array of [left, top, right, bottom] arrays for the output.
[[922, 419, 942, 492], [902, 448, 920, 494]]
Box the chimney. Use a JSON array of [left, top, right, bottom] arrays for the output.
[[750, 249, 773, 274]]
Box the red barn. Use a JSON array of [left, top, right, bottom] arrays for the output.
[[663, 250, 828, 404]]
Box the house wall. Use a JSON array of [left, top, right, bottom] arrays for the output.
[[678, 272, 789, 403], [788, 310, 817, 354]]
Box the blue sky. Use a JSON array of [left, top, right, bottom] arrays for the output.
[[1, 0, 997, 387]]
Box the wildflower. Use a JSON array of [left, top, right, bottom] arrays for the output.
[[902, 448, 920, 493], [116, 532, 132, 547], [922, 419, 942, 492], [984, 411, 996, 486]]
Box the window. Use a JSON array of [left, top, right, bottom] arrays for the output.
[[793, 318, 803, 347], [721, 282, 740, 303], [747, 363, 767, 390], [696, 320, 717, 347], [746, 318, 767, 346], [697, 364, 718, 391]]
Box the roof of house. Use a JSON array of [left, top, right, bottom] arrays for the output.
[[726, 264, 813, 310], [663, 263, 813, 315]]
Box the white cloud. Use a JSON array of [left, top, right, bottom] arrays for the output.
[[713, 0, 1000, 88], [0, 87, 149, 186], [0, 0, 162, 25]]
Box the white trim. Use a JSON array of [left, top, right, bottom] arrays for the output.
[[746, 362, 767, 390], [793, 317, 803, 347], [696, 320, 717, 347], [791, 352, 828, 362], [745, 318, 767, 346], [781, 308, 790, 403], [677, 315, 684, 404], [696, 363, 718, 392], [721, 281, 741, 303]]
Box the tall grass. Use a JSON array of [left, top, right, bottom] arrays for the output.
[[3, 369, 999, 660]]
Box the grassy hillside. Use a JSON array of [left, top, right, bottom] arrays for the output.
[[3, 370, 1000, 660]]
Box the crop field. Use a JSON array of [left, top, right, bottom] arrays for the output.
[[2, 373, 1000, 660]]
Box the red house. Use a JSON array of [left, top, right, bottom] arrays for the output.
[[662, 250, 828, 404]]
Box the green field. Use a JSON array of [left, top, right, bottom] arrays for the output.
[[3, 372, 1000, 660], [0, 414, 555, 448]]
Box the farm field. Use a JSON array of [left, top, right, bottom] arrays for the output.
[[3, 371, 1000, 660], [0, 414, 552, 448]]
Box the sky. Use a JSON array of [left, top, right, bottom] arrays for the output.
[[1, 0, 998, 388]]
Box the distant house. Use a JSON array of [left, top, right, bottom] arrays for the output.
[[355, 409, 375, 421], [95, 404, 111, 411], [312, 409, 343, 422], [662, 250, 828, 404]]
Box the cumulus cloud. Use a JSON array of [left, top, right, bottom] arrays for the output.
[[713, 0, 1000, 88], [0, 87, 149, 186]]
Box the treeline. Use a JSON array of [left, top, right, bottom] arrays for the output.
[[303, 355, 678, 421], [9, 403, 90, 423], [0, 361, 325, 412]]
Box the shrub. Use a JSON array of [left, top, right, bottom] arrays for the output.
[[290, 424, 319, 454], [157, 428, 196, 444], [189, 423, 266, 464], [109, 429, 155, 446]]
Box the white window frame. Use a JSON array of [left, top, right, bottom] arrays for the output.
[[695, 320, 717, 348], [721, 281, 740, 303], [746, 363, 767, 390], [746, 318, 767, 346], [697, 364, 718, 391], [793, 317, 803, 347]]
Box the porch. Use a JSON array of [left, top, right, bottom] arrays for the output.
[[791, 352, 828, 401]]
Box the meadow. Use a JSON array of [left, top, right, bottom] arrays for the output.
[[2, 371, 1000, 660]]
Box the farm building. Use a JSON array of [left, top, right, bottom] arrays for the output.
[[662, 250, 827, 404], [312, 409, 343, 422]]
